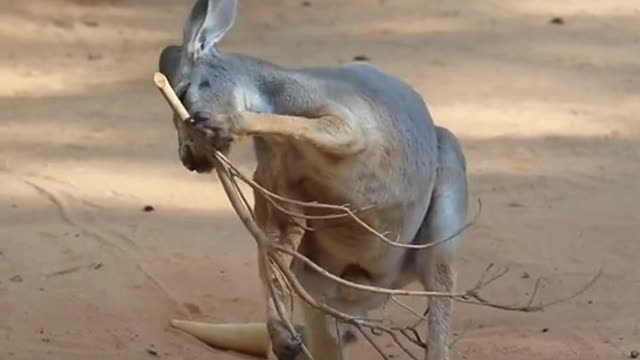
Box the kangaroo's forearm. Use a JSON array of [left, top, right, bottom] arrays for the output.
[[236, 112, 366, 157]]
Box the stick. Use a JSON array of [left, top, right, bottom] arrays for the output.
[[153, 73, 192, 122]]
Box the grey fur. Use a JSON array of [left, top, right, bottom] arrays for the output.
[[159, 1, 469, 359]]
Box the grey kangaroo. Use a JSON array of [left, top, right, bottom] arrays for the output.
[[158, 0, 468, 359]]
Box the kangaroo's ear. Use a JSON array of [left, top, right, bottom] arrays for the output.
[[158, 45, 182, 85], [183, 0, 237, 59]]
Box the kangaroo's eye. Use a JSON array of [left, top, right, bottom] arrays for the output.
[[178, 90, 187, 102], [175, 82, 190, 103]]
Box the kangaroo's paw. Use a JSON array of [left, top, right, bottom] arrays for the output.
[[267, 319, 306, 360]]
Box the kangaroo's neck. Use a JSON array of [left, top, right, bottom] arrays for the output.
[[227, 53, 323, 116]]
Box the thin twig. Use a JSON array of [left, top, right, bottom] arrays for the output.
[[231, 174, 255, 219], [471, 264, 510, 291], [374, 327, 419, 360], [397, 327, 427, 348], [391, 296, 428, 321], [357, 326, 391, 360], [459, 268, 602, 312], [448, 321, 473, 349], [273, 243, 467, 298], [219, 154, 373, 214], [409, 305, 430, 329], [529, 268, 603, 309]]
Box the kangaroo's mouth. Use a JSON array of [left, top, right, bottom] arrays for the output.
[[178, 140, 231, 174], [179, 143, 213, 173]]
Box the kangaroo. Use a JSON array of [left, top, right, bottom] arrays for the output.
[[158, 1, 469, 359]]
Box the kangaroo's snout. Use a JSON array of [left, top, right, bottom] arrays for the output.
[[179, 141, 214, 173]]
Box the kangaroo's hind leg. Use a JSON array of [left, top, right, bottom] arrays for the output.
[[414, 126, 468, 360]]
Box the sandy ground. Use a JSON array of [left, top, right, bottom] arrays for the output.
[[1, 0, 639, 359]]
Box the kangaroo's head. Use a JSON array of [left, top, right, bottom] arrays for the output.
[[158, 0, 242, 173]]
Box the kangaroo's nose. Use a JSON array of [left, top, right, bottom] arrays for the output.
[[192, 112, 210, 124]]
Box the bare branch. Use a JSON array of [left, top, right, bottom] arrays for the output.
[[272, 243, 467, 298], [220, 152, 481, 250]]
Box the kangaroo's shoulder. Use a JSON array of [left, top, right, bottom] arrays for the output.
[[299, 62, 428, 114], [301, 62, 414, 92]]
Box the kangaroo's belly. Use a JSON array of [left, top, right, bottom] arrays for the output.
[[292, 166, 429, 282], [291, 217, 417, 313], [256, 114, 437, 308]]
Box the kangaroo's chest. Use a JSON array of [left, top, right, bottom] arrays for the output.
[[254, 136, 433, 276]]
